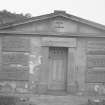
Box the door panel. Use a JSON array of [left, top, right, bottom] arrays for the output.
[[48, 47, 68, 90]]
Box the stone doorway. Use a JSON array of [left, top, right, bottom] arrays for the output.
[[48, 47, 68, 92]]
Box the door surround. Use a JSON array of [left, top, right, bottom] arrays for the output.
[[48, 47, 68, 92]]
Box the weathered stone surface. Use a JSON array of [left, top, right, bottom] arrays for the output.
[[75, 39, 86, 92], [87, 49, 105, 55], [2, 52, 29, 66], [2, 36, 30, 51], [2, 65, 29, 71], [0, 11, 105, 95], [87, 55, 105, 67], [86, 70, 105, 82], [0, 70, 29, 81], [87, 40, 105, 49], [86, 39, 105, 83], [30, 95, 88, 105], [41, 37, 76, 47]]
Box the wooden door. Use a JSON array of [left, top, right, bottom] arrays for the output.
[[48, 47, 68, 91]]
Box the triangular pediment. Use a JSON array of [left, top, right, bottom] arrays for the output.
[[0, 10, 105, 36]]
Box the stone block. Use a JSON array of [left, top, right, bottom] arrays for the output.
[[38, 83, 48, 94]]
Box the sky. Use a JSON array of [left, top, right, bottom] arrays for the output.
[[0, 0, 105, 25]]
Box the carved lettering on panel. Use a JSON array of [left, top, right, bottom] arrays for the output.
[[86, 40, 105, 82], [87, 40, 105, 68], [87, 49, 105, 55], [41, 37, 76, 47], [2, 52, 29, 66], [2, 65, 29, 71], [1, 36, 30, 82], [86, 70, 105, 82], [0, 70, 28, 81], [2, 36, 30, 51], [87, 55, 105, 67], [87, 40, 105, 49]]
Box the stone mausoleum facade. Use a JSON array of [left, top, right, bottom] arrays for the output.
[[0, 10, 105, 95]]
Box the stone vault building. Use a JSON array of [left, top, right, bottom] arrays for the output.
[[0, 10, 105, 95]]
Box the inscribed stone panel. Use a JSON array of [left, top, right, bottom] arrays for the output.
[[86, 70, 105, 83], [51, 18, 78, 33], [2, 36, 30, 51], [87, 55, 105, 67], [87, 49, 105, 55], [2, 65, 29, 71], [41, 37, 76, 47], [87, 40, 105, 68], [87, 40, 105, 49], [2, 52, 29, 66], [86, 39, 105, 83], [0, 70, 29, 81]]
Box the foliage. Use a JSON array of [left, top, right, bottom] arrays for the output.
[[0, 9, 32, 25]]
